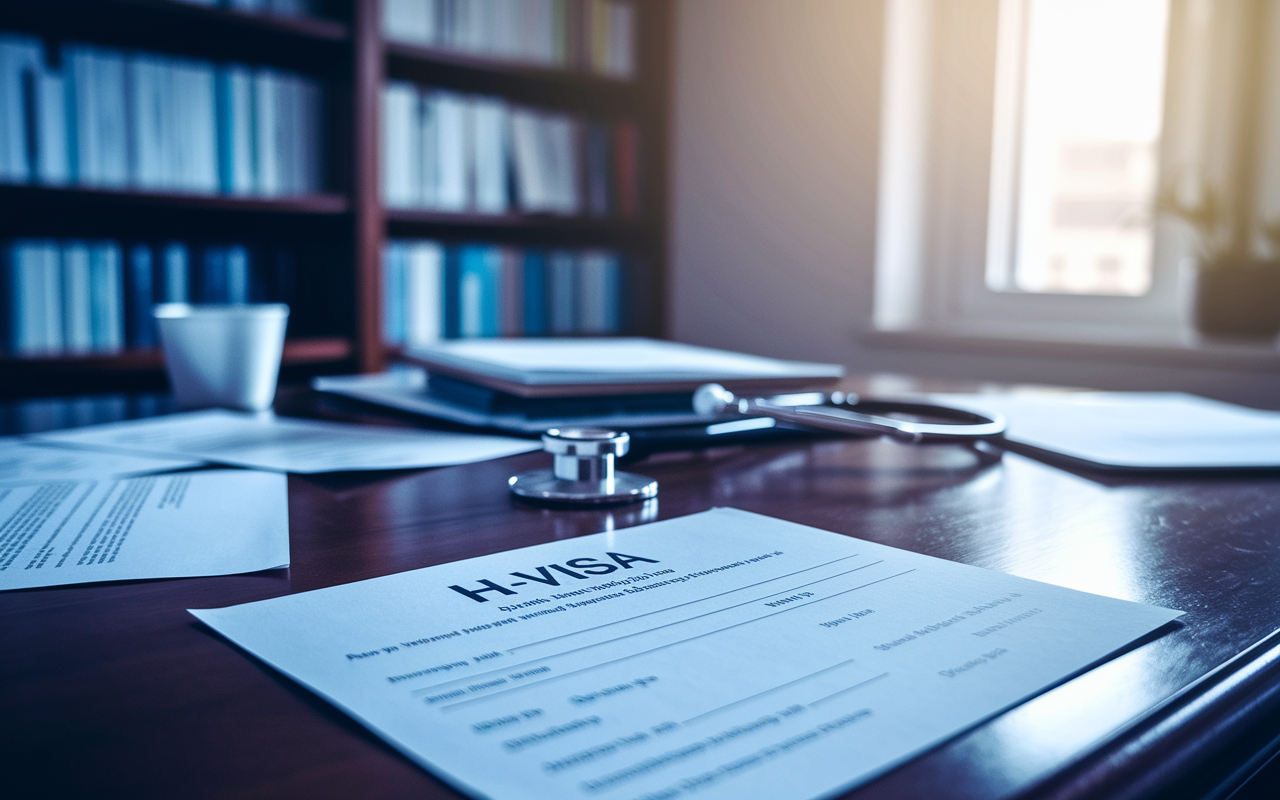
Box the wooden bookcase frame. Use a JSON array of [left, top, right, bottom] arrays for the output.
[[0, 0, 672, 397]]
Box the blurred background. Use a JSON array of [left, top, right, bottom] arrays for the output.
[[1, 0, 1277, 413]]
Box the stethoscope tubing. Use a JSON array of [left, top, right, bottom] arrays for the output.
[[694, 384, 1007, 445]]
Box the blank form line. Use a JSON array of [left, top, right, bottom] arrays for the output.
[[680, 659, 860, 726], [509, 554, 867, 653], [807, 673, 890, 708], [412, 560, 886, 698], [436, 569, 917, 711]]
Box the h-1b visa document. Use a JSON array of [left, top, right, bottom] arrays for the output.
[[0, 469, 288, 591], [191, 508, 1181, 800]]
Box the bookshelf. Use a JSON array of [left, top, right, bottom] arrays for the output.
[[0, 0, 671, 398]]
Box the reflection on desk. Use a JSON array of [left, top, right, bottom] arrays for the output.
[[2, 383, 1280, 799]]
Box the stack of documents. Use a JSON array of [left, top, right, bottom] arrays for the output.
[[316, 338, 845, 434]]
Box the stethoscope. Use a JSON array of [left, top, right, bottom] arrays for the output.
[[509, 384, 1007, 506]]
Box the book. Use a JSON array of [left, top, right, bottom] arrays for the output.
[[576, 249, 620, 334], [253, 69, 281, 196], [382, 240, 406, 345], [383, 0, 436, 45], [499, 245, 523, 337], [510, 107, 551, 212], [442, 244, 461, 339], [545, 113, 580, 214], [79, 46, 129, 189], [33, 57, 69, 185], [36, 241, 62, 355], [433, 91, 470, 211], [522, 249, 549, 336], [226, 244, 251, 304], [471, 96, 510, 214], [216, 64, 256, 195], [378, 0, 631, 75], [0, 36, 42, 184], [129, 55, 166, 190], [89, 241, 123, 352], [9, 240, 64, 357], [382, 82, 420, 207], [405, 240, 443, 347], [458, 244, 500, 338], [159, 242, 191, 303], [547, 248, 576, 334], [61, 241, 94, 354], [125, 243, 157, 349]]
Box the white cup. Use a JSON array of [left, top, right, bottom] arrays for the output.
[[154, 304, 290, 412]]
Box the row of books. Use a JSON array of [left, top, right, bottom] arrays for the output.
[[382, 0, 636, 78], [382, 83, 639, 216], [2, 239, 301, 358], [383, 240, 624, 345], [0, 34, 324, 196], [175, 0, 316, 16]]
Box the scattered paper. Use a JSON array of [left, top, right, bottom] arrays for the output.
[[0, 438, 202, 487], [192, 508, 1180, 800], [0, 469, 288, 591], [930, 391, 1280, 469], [32, 409, 540, 474]]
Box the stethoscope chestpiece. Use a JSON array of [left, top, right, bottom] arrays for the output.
[[509, 427, 658, 507]]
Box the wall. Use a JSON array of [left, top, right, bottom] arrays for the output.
[[667, 0, 1280, 408]]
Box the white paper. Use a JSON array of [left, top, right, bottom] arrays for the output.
[[31, 409, 540, 474], [0, 438, 203, 487], [0, 469, 288, 591], [409, 338, 846, 383], [929, 391, 1280, 468], [191, 508, 1180, 800]]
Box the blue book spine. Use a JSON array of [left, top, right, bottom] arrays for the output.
[[198, 245, 227, 303], [458, 245, 501, 339], [125, 243, 156, 348], [215, 66, 233, 194], [382, 241, 405, 345], [548, 249, 576, 334], [159, 242, 190, 303], [89, 241, 123, 352], [605, 253, 624, 333], [442, 244, 461, 339], [480, 246, 501, 338], [522, 249, 548, 336], [226, 244, 250, 303]]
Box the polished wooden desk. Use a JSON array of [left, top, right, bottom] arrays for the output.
[[4, 386, 1280, 799]]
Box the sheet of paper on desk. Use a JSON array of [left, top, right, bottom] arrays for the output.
[[0, 438, 203, 487], [30, 409, 540, 473], [929, 391, 1280, 468], [0, 469, 287, 591], [190, 508, 1181, 800]]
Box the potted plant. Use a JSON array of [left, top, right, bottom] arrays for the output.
[[1157, 184, 1280, 339]]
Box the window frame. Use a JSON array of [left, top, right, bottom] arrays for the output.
[[874, 0, 1261, 345]]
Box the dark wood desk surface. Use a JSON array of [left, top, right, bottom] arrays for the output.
[[4, 386, 1280, 799]]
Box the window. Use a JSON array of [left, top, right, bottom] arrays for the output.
[[874, 0, 1268, 345], [989, 0, 1169, 298]]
